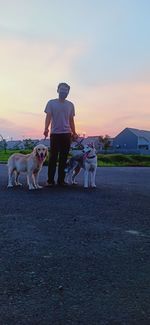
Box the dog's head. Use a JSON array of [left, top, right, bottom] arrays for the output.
[[33, 144, 48, 162], [82, 142, 96, 157]]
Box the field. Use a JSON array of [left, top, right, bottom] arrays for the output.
[[98, 153, 150, 167], [0, 150, 150, 167]]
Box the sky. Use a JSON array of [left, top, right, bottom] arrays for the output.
[[0, 0, 150, 140]]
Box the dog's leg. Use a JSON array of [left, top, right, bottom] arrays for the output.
[[65, 170, 70, 184], [7, 168, 14, 187], [14, 171, 22, 186], [27, 172, 35, 190], [65, 169, 75, 184], [91, 170, 96, 188], [72, 170, 78, 184], [33, 172, 42, 189], [84, 170, 89, 188], [88, 171, 92, 187], [66, 168, 78, 185], [32, 173, 37, 188], [72, 166, 81, 184]]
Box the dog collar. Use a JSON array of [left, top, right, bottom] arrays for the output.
[[86, 155, 96, 159], [83, 153, 96, 160]]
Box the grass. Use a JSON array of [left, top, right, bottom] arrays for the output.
[[98, 153, 150, 167], [0, 150, 32, 163], [0, 150, 150, 167]]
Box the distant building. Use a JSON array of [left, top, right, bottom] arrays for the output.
[[3, 129, 150, 154], [2, 139, 48, 150], [72, 136, 102, 151], [82, 136, 99, 145], [7, 140, 25, 150], [38, 139, 50, 148], [39, 136, 105, 151], [113, 127, 150, 153]]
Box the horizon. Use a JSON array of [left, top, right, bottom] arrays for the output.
[[2, 126, 150, 142], [3, 134, 110, 142], [0, 1, 150, 139]]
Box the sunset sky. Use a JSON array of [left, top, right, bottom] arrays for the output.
[[0, 0, 150, 140]]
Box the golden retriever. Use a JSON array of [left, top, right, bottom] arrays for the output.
[[7, 144, 48, 190]]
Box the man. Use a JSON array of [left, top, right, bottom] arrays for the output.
[[43, 82, 77, 186]]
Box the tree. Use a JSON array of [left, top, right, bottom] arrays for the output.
[[98, 134, 111, 152], [23, 138, 34, 150], [0, 134, 7, 153]]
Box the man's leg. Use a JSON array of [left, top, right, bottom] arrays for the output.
[[48, 134, 59, 184], [57, 133, 71, 184]]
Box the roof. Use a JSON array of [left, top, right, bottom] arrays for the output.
[[127, 128, 150, 142], [82, 136, 99, 145]]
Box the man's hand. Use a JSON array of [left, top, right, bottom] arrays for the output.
[[44, 113, 51, 138], [72, 132, 78, 141], [43, 129, 49, 138]]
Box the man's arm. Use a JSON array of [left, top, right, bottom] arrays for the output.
[[43, 113, 51, 138], [69, 116, 78, 139]]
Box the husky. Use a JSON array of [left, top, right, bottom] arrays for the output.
[[65, 142, 97, 188]]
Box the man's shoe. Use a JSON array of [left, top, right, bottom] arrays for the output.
[[57, 181, 68, 187], [45, 181, 55, 187]]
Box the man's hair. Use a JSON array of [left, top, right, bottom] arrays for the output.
[[57, 82, 70, 91]]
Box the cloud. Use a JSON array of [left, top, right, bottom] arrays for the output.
[[0, 37, 86, 138], [1, 38, 150, 139], [15, 111, 42, 117], [0, 117, 42, 140], [0, 117, 14, 126], [0, 38, 86, 108], [74, 81, 150, 136]]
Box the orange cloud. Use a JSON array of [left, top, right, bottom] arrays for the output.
[[75, 81, 150, 136], [0, 38, 85, 139], [0, 38, 150, 139]]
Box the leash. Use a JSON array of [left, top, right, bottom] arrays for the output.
[[72, 137, 84, 150]]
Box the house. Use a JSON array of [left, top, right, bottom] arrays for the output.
[[38, 138, 50, 148], [81, 136, 101, 147], [71, 136, 102, 151], [113, 127, 150, 153], [6, 140, 25, 150], [82, 136, 99, 145]]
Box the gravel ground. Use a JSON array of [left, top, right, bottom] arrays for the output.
[[0, 164, 150, 325]]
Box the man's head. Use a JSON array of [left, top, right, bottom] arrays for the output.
[[57, 82, 70, 100]]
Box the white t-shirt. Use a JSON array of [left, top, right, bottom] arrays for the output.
[[44, 98, 75, 134]]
